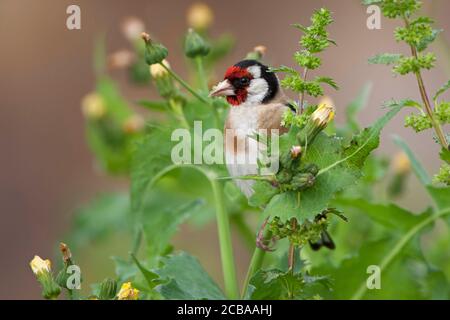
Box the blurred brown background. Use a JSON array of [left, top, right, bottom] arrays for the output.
[[1, 0, 449, 299]]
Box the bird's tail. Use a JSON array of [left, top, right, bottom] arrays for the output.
[[309, 230, 335, 251]]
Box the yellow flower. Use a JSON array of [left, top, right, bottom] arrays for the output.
[[149, 59, 170, 78], [81, 93, 106, 120], [312, 102, 335, 127], [187, 3, 214, 30], [30, 256, 51, 275], [117, 282, 139, 300], [392, 152, 411, 175]]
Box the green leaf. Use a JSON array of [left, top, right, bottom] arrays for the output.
[[130, 254, 161, 289], [384, 99, 421, 109], [426, 186, 450, 211], [248, 181, 280, 207], [142, 193, 203, 260], [440, 148, 450, 163], [368, 53, 402, 65], [155, 252, 226, 300], [393, 135, 431, 185], [130, 127, 175, 213], [67, 193, 130, 249], [263, 106, 402, 222], [249, 269, 330, 300], [136, 100, 168, 111], [335, 198, 430, 232], [433, 80, 450, 101], [315, 76, 339, 90]]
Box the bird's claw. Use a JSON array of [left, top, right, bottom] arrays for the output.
[[255, 216, 276, 252]]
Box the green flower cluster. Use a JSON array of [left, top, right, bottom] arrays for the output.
[[404, 113, 432, 132], [393, 53, 436, 75], [269, 215, 328, 247], [433, 163, 450, 186], [272, 8, 337, 109]]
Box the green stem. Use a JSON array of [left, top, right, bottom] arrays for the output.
[[241, 247, 266, 299], [169, 98, 190, 129], [195, 57, 209, 93], [210, 177, 240, 299], [145, 164, 239, 299], [160, 62, 210, 106], [351, 208, 450, 300]]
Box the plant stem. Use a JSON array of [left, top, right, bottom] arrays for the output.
[[287, 219, 298, 273], [160, 62, 210, 106], [241, 247, 266, 299], [195, 57, 209, 93], [169, 98, 190, 129], [210, 177, 240, 300], [403, 18, 448, 149], [299, 68, 309, 114], [351, 208, 450, 300]]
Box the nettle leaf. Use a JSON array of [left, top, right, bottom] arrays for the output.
[[433, 80, 450, 101], [440, 148, 450, 163], [155, 252, 226, 300], [315, 76, 339, 90], [264, 106, 402, 222], [417, 29, 442, 52], [368, 53, 403, 65], [249, 181, 280, 207]]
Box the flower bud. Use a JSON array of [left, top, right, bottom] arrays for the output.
[[123, 115, 145, 134], [30, 256, 61, 300], [187, 3, 214, 31], [311, 103, 335, 129], [30, 256, 51, 275], [290, 145, 302, 159], [291, 173, 316, 191], [99, 278, 118, 300], [81, 93, 106, 120], [246, 45, 267, 61], [142, 32, 168, 65], [184, 28, 210, 58], [121, 17, 145, 42], [117, 282, 139, 300], [150, 59, 170, 78], [297, 102, 335, 145]]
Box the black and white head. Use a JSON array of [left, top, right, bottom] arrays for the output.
[[209, 60, 279, 107]]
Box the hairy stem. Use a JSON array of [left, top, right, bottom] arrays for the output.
[[351, 208, 450, 300], [210, 178, 240, 299], [403, 18, 448, 149], [195, 57, 209, 93]]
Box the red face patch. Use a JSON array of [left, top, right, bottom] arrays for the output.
[[224, 66, 253, 106]]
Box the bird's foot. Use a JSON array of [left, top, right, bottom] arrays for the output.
[[255, 216, 276, 252]]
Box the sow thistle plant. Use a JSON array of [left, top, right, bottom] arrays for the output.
[[30, 3, 450, 300]]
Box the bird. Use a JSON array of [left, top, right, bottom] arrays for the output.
[[210, 59, 335, 251], [209, 59, 290, 198]]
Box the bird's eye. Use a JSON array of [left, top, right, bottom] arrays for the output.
[[240, 77, 250, 85]]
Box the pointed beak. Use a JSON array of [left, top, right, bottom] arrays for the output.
[[209, 80, 235, 97]]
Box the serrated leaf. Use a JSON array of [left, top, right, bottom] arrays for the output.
[[263, 106, 402, 222], [417, 29, 442, 52], [440, 148, 450, 163], [393, 135, 431, 185], [433, 80, 450, 101], [155, 252, 226, 300], [368, 53, 403, 65], [315, 76, 339, 90]]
